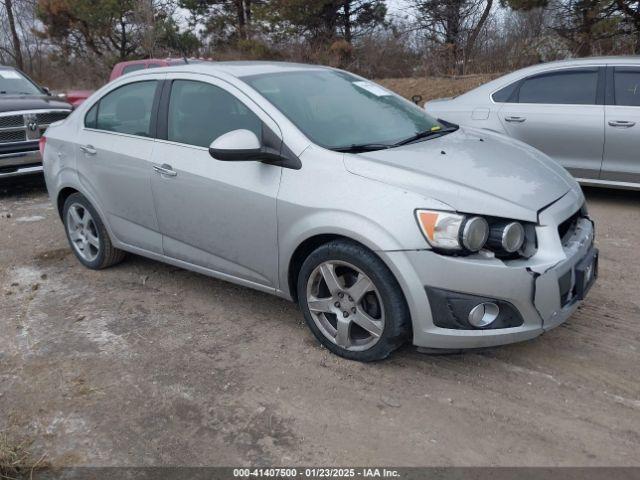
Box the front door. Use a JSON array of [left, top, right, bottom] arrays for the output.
[[602, 66, 640, 184], [150, 76, 282, 289], [498, 67, 605, 179], [76, 79, 163, 253]]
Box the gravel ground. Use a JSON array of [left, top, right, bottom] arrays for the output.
[[0, 176, 639, 467]]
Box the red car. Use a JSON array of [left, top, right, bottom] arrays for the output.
[[66, 58, 199, 107]]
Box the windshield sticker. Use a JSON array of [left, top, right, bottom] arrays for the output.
[[0, 71, 22, 79], [353, 81, 392, 97]]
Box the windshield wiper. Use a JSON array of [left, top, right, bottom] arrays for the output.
[[332, 143, 392, 153], [392, 125, 459, 147]]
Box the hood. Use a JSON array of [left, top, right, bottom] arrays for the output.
[[0, 94, 72, 114], [344, 127, 576, 223]]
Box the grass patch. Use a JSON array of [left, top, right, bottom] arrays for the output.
[[0, 433, 47, 480]]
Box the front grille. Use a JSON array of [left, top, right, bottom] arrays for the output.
[[0, 130, 26, 143], [0, 110, 70, 148], [558, 209, 580, 244], [36, 111, 70, 125], [0, 115, 23, 128]]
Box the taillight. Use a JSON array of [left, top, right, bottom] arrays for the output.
[[39, 136, 47, 157]]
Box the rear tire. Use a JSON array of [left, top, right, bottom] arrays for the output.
[[297, 239, 410, 361], [62, 192, 125, 269]]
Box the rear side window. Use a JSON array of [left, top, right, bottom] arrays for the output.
[[85, 81, 157, 137], [518, 70, 598, 105], [122, 64, 146, 75], [167, 80, 262, 148], [614, 68, 640, 107]]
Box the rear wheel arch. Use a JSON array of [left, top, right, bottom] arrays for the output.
[[57, 187, 79, 218]]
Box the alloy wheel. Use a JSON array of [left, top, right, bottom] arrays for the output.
[[66, 203, 100, 262], [306, 260, 385, 352]]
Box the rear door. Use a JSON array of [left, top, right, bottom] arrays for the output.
[[601, 66, 640, 184], [498, 67, 605, 179], [76, 78, 164, 253]]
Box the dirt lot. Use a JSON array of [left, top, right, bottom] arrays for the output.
[[1, 175, 639, 468], [1, 75, 639, 468]]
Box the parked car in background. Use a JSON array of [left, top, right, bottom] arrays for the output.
[[0, 65, 72, 179], [66, 58, 194, 107], [42, 62, 596, 361], [425, 57, 640, 190]]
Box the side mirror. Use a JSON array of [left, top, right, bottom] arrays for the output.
[[42, 87, 52, 96], [208, 129, 262, 161], [208, 128, 302, 170]]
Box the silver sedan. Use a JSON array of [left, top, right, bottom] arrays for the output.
[[425, 57, 640, 190], [42, 62, 597, 361]]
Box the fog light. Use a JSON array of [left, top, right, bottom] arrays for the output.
[[468, 302, 500, 327]]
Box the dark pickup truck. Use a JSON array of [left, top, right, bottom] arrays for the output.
[[1, 66, 72, 179]]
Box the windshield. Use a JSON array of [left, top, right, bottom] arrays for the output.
[[242, 70, 443, 150], [0, 69, 42, 95]]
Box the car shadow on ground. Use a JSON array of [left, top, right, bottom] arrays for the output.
[[582, 185, 640, 204], [0, 174, 48, 199]]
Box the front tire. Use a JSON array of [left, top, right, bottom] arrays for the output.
[[62, 192, 125, 269], [297, 240, 410, 361]]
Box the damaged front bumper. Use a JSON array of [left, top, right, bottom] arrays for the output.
[[381, 190, 597, 350]]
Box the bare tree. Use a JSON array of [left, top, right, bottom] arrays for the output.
[[410, 0, 495, 74], [1, 0, 24, 69]]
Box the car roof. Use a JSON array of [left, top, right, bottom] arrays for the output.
[[455, 56, 640, 100], [146, 60, 330, 78], [524, 56, 640, 68]]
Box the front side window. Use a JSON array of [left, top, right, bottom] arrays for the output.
[[86, 81, 157, 137], [614, 68, 640, 107], [518, 70, 598, 105], [167, 80, 262, 148], [242, 70, 442, 150], [0, 68, 42, 96]]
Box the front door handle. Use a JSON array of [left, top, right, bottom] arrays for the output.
[[608, 120, 636, 128], [153, 163, 177, 177], [505, 116, 526, 123], [80, 145, 97, 155]]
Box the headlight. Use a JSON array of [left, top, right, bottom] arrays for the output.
[[487, 221, 525, 253], [461, 216, 490, 251], [416, 210, 488, 252], [416, 210, 530, 256]]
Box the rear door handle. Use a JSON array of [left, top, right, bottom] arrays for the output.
[[608, 120, 636, 128], [505, 116, 526, 123], [80, 145, 97, 155], [153, 163, 177, 177]]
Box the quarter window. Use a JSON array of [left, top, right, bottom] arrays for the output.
[[122, 64, 146, 75], [518, 70, 598, 105], [85, 103, 98, 129], [492, 82, 518, 103], [614, 68, 640, 107], [167, 80, 262, 148], [85, 81, 157, 137]]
